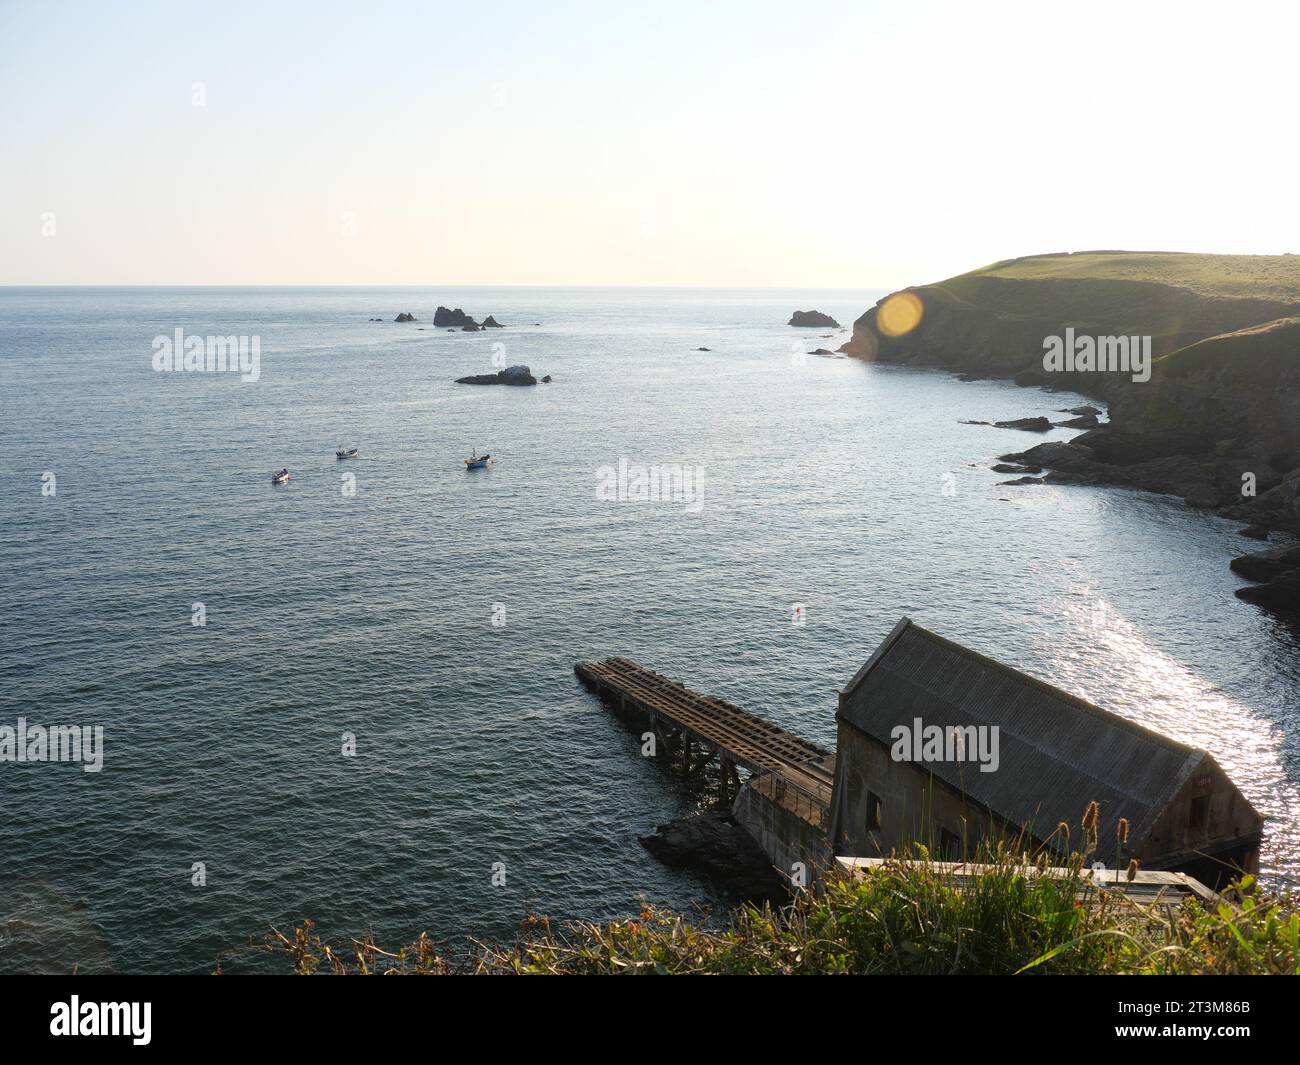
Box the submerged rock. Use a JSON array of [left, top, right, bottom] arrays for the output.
[[789, 310, 840, 328]]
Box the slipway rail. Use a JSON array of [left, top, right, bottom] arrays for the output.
[[574, 656, 834, 825]]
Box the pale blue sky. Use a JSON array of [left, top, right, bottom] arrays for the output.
[[2, 0, 1297, 286]]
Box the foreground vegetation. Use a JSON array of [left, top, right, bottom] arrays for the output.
[[255, 821, 1300, 975]]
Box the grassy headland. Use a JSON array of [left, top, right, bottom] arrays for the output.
[[841, 250, 1300, 610]]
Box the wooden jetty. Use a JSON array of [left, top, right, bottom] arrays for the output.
[[574, 657, 834, 827]]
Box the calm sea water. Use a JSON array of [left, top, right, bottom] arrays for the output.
[[2, 286, 1298, 973]]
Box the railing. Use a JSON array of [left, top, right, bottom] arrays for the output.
[[764, 772, 830, 831]]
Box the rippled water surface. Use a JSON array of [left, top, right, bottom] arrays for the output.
[[2, 286, 1297, 972]]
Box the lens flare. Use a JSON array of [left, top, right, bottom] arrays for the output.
[[877, 291, 924, 337]]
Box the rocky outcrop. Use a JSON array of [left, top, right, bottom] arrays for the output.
[[1229, 543, 1300, 582], [1231, 543, 1300, 612], [434, 306, 476, 328], [995, 416, 1052, 432], [639, 811, 786, 901], [394, 312, 417, 322], [1235, 569, 1300, 612], [789, 310, 840, 328], [482, 315, 504, 328], [456, 364, 538, 386]]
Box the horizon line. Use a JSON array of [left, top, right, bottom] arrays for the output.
[[0, 282, 890, 290]]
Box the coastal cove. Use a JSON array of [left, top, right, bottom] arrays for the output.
[[2, 285, 1298, 973]]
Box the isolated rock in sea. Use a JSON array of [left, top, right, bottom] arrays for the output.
[[1059, 405, 1102, 416], [541, 374, 552, 383], [394, 312, 417, 322], [434, 306, 476, 328], [456, 364, 537, 386], [789, 310, 841, 328], [993, 416, 1053, 432], [696, 346, 712, 352], [481, 316, 504, 328]]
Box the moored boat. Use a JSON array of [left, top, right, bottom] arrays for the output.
[[271, 468, 291, 485], [335, 447, 359, 460], [464, 451, 494, 470]]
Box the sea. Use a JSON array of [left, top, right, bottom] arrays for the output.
[[1, 285, 1297, 973]]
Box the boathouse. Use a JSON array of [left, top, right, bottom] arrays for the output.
[[828, 618, 1263, 887]]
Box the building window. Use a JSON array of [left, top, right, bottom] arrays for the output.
[[865, 791, 881, 832], [939, 828, 961, 861], [1190, 795, 1209, 832]]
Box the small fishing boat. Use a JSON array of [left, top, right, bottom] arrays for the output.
[[271, 468, 291, 485], [464, 451, 494, 470], [335, 447, 360, 460]]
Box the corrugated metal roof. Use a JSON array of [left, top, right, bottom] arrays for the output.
[[838, 618, 1207, 847]]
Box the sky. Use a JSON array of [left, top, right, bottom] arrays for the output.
[[2, 0, 1298, 288]]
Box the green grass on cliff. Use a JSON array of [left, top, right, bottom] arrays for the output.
[[966, 251, 1300, 303], [256, 826, 1300, 975], [1157, 315, 1300, 380]]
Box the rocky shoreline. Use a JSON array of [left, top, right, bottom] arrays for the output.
[[639, 810, 786, 902], [839, 252, 1300, 614]]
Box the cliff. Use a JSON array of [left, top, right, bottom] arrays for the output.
[[841, 251, 1300, 611]]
